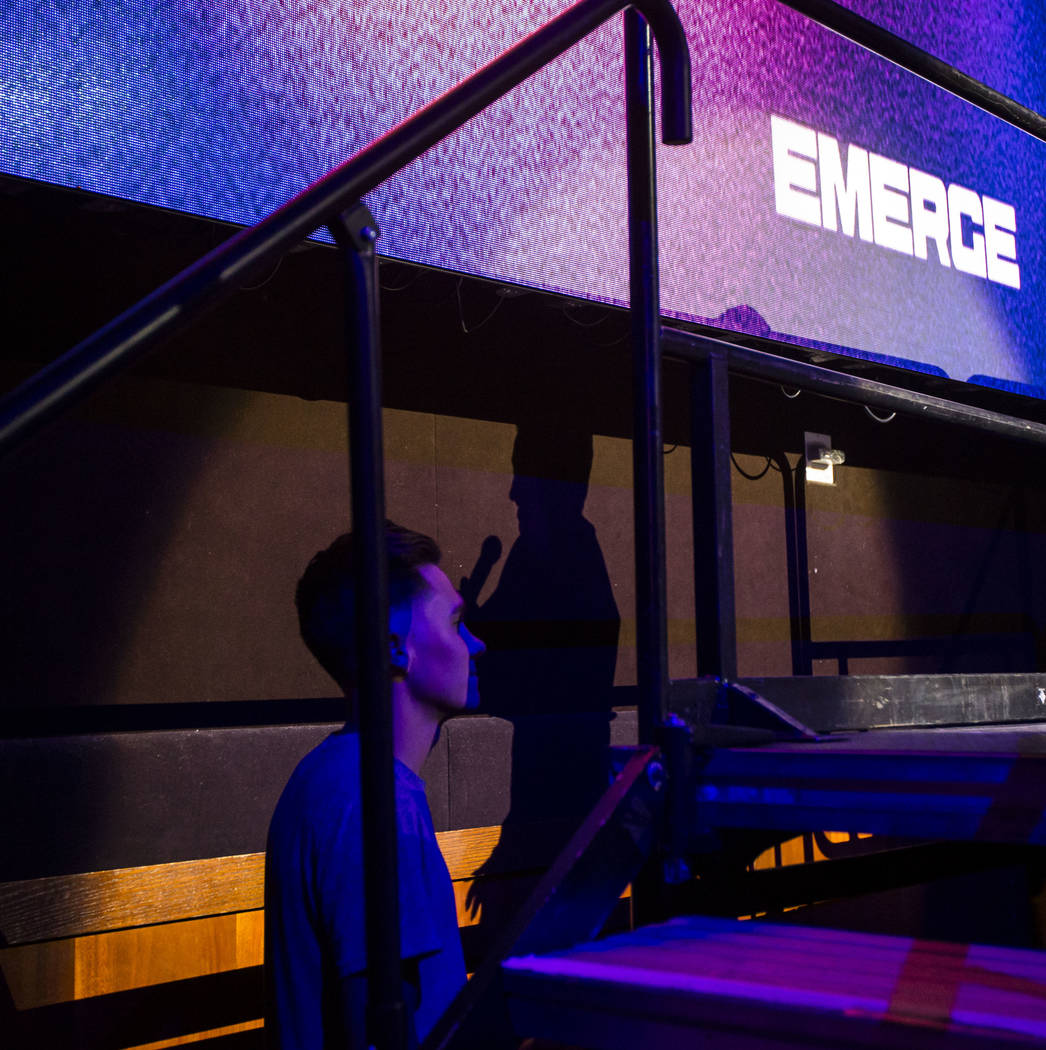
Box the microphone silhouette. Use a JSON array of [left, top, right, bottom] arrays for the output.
[[460, 535, 502, 612]]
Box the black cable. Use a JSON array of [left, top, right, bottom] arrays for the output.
[[731, 453, 774, 480]]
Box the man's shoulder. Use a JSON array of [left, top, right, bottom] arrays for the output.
[[269, 731, 361, 838], [292, 728, 360, 786], [297, 729, 359, 778], [268, 731, 441, 854]]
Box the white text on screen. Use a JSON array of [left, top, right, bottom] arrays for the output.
[[770, 114, 1020, 290]]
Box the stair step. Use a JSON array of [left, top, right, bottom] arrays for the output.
[[503, 915, 1046, 1048]]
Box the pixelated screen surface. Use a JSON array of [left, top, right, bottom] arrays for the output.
[[838, 0, 1046, 117], [7, 1, 1046, 396]]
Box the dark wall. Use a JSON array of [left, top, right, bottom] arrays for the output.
[[3, 175, 1046, 720]]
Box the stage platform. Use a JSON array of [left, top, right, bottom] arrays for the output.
[[503, 914, 1046, 1048], [694, 722, 1046, 844]]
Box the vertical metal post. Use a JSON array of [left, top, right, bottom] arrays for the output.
[[625, 8, 669, 746], [329, 203, 407, 1050], [691, 351, 738, 680], [791, 459, 814, 675]]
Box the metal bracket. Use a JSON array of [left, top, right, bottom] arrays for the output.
[[329, 201, 380, 254], [714, 679, 821, 741]]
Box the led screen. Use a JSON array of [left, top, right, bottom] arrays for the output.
[[840, 0, 1046, 118], [8, 0, 1046, 396]]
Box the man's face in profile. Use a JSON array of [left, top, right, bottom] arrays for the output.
[[403, 564, 485, 713]]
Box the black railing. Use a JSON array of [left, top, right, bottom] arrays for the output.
[[625, 7, 671, 746], [0, 0, 690, 458], [780, 0, 1046, 142], [0, 4, 692, 1050], [666, 330, 1046, 448]]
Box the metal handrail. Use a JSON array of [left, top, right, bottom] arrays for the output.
[[663, 328, 1046, 448], [0, 0, 691, 458], [779, 0, 1046, 142], [0, 6, 690, 1050]]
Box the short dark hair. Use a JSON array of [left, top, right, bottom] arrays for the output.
[[296, 521, 441, 692]]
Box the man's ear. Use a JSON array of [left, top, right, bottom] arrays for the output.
[[389, 634, 409, 676]]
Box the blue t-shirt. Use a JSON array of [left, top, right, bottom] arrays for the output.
[[265, 731, 465, 1048]]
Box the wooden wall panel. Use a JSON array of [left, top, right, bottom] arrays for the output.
[[1, 914, 261, 1012], [1, 938, 75, 1010], [72, 913, 257, 1001], [0, 820, 586, 1048]]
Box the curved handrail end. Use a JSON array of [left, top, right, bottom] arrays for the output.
[[634, 0, 693, 145]]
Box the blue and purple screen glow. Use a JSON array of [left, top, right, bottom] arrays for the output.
[[8, 1, 1046, 396]]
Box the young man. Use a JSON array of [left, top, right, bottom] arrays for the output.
[[265, 522, 486, 1049]]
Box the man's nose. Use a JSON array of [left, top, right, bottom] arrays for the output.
[[464, 627, 486, 656]]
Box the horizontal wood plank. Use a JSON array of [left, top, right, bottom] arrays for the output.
[[2, 868, 629, 1010], [124, 1018, 264, 1050], [0, 854, 264, 946], [0, 824, 532, 946], [440, 825, 503, 882]]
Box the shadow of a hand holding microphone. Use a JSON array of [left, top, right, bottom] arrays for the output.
[[457, 424, 620, 947]]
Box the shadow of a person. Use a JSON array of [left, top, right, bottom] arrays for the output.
[[459, 422, 620, 952]]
